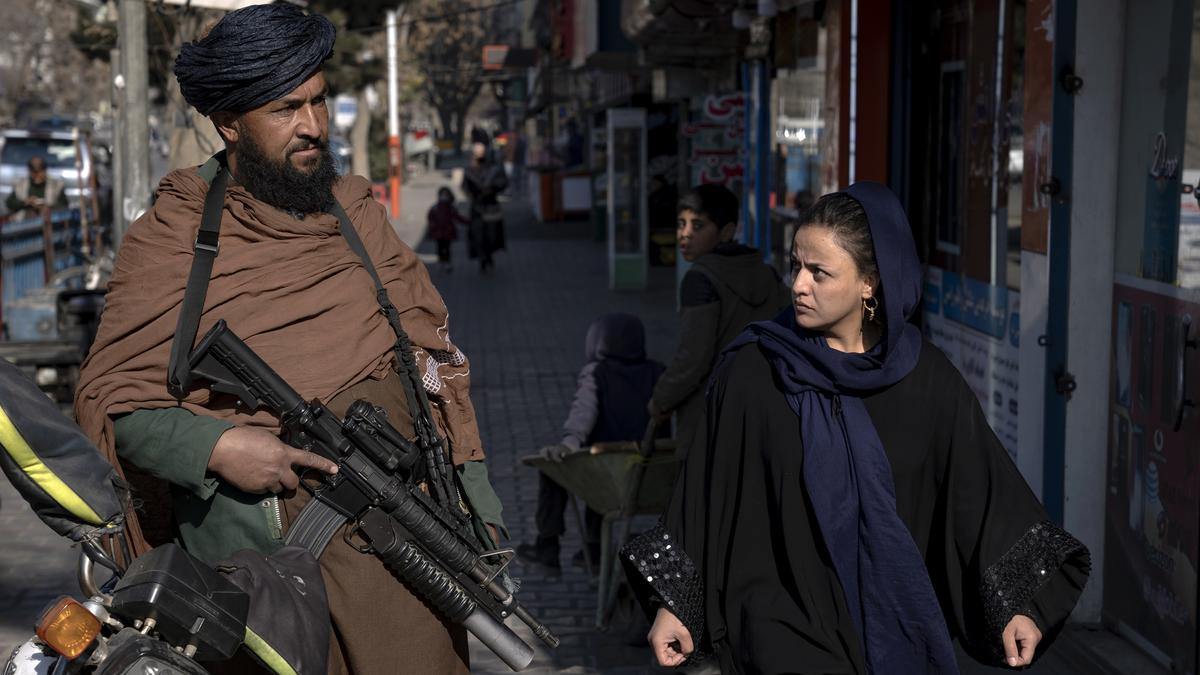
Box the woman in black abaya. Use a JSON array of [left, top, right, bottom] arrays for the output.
[[462, 135, 508, 272], [622, 183, 1089, 674]]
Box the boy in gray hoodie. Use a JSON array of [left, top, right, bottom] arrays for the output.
[[649, 184, 791, 460]]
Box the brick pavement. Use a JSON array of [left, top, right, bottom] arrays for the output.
[[0, 475, 79, 652], [419, 198, 684, 674]]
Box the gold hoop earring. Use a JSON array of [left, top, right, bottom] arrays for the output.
[[863, 296, 878, 323]]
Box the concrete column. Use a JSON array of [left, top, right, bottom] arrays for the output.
[[1061, 0, 1126, 621], [116, 0, 151, 246], [1018, 250, 1048, 498]]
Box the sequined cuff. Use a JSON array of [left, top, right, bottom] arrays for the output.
[[979, 520, 1089, 661], [620, 524, 705, 648]]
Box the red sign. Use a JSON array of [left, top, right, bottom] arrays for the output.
[[482, 45, 508, 70]]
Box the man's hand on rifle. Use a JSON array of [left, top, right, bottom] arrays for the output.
[[208, 425, 339, 494]]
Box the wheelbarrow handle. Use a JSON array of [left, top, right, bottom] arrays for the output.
[[599, 417, 664, 629]]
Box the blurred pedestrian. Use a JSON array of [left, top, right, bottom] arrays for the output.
[[510, 129, 528, 195], [625, 183, 1090, 673], [6, 156, 67, 219], [560, 118, 585, 168], [462, 135, 508, 272], [427, 186, 468, 273], [518, 313, 665, 570], [649, 184, 789, 461]]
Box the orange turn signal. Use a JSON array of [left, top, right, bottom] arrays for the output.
[[35, 596, 101, 660]]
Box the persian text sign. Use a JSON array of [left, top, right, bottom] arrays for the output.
[[923, 267, 1020, 459]]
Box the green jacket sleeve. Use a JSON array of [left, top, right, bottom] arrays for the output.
[[456, 460, 507, 539], [113, 407, 235, 500]]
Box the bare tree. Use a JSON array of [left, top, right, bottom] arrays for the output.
[[309, 2, 391, 179], [0, 0, 111, 125], [407, 0, 494, 153]]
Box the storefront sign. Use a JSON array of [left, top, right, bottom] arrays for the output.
[[683, 93, 746, 193], [1144, 133, 1183, 283], [923, 267, 1020, 460]]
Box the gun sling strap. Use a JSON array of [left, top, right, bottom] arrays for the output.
[[166, 154, 454, 555]]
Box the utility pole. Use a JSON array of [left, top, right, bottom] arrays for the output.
[[398, 11, 409, 188], [386, 9, 401, 220], [115, 0, 151, 247], [110, 47, 124, 250]]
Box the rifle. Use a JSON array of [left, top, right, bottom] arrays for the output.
[[186, 319, 558, 671]]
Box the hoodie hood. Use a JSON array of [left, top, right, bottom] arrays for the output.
[[693, 243, 783, 307], [584, 313, 647, 363]]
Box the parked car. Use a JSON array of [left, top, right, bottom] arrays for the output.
[[0, 253, 112, 411], [0, 128, 111, 220]]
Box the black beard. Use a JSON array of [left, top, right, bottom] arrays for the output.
[[233, 134, 337, 215]]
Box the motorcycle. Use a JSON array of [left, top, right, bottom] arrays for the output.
[[6, 539, 245, 675], [0, 357, 327, 675]]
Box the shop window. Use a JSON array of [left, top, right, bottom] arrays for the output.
[[770, 21, 829, 274], [1003, 0, 1026, 291], [932, 61, 965, 258], [773, 71, 826, 210], [1177, 6, 1200, 290]]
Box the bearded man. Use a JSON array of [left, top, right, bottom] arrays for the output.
[[74, 6, 505, 673]]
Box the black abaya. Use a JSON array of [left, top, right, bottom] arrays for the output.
[[624, 341, 1089, 674]]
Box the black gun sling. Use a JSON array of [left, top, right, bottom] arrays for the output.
[[166, 155, 455, 557]]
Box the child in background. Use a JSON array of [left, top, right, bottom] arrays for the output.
[[427, 186, 469, 273], [518, 313, 665, 570], [649, 184, 790, 460]]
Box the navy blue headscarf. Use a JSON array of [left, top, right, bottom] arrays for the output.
[[174, 4, 336, 116], [721, 182, 959, 674]]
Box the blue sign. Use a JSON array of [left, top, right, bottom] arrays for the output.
[[940, 271, 1010, 339]]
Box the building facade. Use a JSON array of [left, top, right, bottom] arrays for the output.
[[569, 0, 1200, 670]]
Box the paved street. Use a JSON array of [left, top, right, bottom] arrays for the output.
[[0, 169, 1168, 674], [421, 190, 679, 674]]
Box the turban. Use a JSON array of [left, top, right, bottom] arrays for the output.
[[174, 4, 336, 116]]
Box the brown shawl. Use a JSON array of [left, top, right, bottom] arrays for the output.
[[75, 166, 483, 554]]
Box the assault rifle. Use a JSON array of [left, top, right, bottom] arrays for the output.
[[186, 320, 558, 671]]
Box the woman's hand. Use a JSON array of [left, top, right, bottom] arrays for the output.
[[648, 607, 693, 667], [1002, 614, 1042, 668]]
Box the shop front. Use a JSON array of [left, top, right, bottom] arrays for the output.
[[901, 0, 1035, 481], [1102, 1, 1200, 670]]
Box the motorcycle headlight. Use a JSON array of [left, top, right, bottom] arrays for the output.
[[101, 630, 210, 675], [117, 656, 201, 675]]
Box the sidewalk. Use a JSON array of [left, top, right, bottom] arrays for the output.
[[410, 181, 679, 673], [0, 479, 78, 651]]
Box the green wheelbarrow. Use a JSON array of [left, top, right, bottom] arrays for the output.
[[520, 421, 679, 629]]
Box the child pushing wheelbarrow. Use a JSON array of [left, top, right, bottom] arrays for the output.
[[517, 313, 677, 630]]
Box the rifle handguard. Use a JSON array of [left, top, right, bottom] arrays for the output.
[[187, 320, 558, 670]]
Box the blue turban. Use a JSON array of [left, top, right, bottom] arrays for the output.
[[174, 4, 336, 116]]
